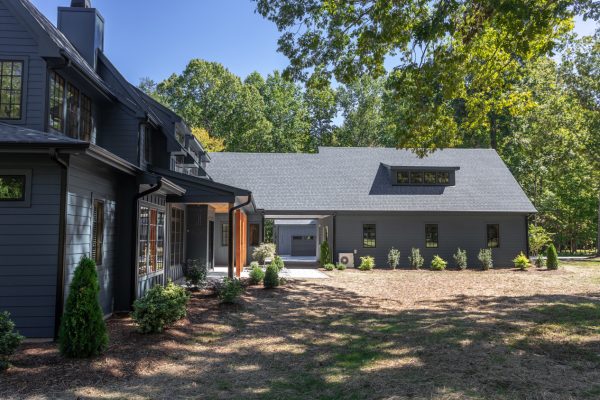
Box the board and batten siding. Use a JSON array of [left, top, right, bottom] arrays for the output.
[[0, 155, 61, 338], [0, 0, 47, 131], [65, 157, 119, 315], [334, 213, 528, 268]]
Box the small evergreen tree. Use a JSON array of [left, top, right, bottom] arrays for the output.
[[0, 312, 23, 371], [263, 264, 280, 288], [546, 243, 559, 270], [320, 240, 331, 267], [59, 257, 108, 358]]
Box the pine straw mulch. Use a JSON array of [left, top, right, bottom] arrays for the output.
[[1, 262, 600, 400]]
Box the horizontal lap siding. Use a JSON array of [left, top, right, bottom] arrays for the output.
[[65, 158, 119, 316], [335, 213, 527, 268], [0, 155, 61, 338], [0, 0, 46, 131]]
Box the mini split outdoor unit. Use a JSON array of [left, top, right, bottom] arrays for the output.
[[338, 253, 354, 269]]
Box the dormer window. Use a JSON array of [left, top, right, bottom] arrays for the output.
[[389, 165, 458, 186], [0, 60, 24, 120], [48, 71, 94, 141]]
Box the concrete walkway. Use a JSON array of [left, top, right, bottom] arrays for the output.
[[208, 266, 328, 280]]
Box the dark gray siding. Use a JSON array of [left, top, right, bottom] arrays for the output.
[[334, 213, 528, 268], [0, 0, 47, 131], [276, 224, 316, 256], [0, 155, 61, 338], [96, 103, 140, 165], [65, 156, 119, 315]]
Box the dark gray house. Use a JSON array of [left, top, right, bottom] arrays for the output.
[[206, 147, 537, 269], [0, 0, 253, 338]]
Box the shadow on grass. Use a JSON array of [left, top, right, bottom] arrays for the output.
[[1, 283, 600, 400]]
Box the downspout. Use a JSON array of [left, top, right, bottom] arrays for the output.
[[130, 179, 163, 303], [50, 149, 68, 339], [332, 214, 337, 264], [228, 194, 253, 279], [525, 214, 531, 258]]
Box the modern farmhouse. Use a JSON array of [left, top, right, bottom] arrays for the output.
[[0, 0, 535, 339]]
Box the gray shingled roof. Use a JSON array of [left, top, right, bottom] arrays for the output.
[[0, 123, 88, 148], [206, 147, 536, 213]]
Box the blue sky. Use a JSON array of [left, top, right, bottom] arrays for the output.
[[32, 0, 598, 86]]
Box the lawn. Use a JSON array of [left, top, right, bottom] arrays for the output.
[[2, 260, 600, 400]]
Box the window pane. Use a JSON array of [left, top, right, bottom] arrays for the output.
[[0, 61, 23, 120], [149, 209, 157, 273], [80, 94, 92, 141], [410, 171, 424, 184], [396, 171, 409, 184], [49, 72, 65, 131], [363, 224, 376, 248], [169, 208, 184, 266], [424, 171, 436, 184], [487, 224, 500, 248], [92, 200, 104, 265], [437, 171, 450, 184], [425, 224, 438, 248], [222, 223, 229, 246], [156, 211, 165, 271], [249, 223, 260, 246], [138, 206, 149, 276], [0, 175, 25, 200], [66, 84, 80, 139]]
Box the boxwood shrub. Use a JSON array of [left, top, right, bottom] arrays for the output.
[[132, 282, 190, 334]]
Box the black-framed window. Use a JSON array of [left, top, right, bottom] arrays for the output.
[[221, 223, 229, 246], [410, 171, 424, 184], [0, 175, 25, 201], [425, 224, 438, 248], [249, 223, 260, 246], [395, 169, 453, 185], [437, 171, 449, 184], [487, 224, 500, 248], [80, 94, 92, 141], [363, 224, 376, 248], [0, 61, 23, 120], [66, 83, 80, 139], [138, 205, 165, 277], [170, 207, 185, 266], [49, 71, 65, 131], [396, 171, 409, 184], [92, 199, 104, 266]]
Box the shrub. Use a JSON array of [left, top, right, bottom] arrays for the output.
[[409, 248, 424, 270], [358, 256, 375, 271], [263, 264, 280, 288], [546, 244, 559, 270], [335, 263, 347, 271], [513, 252, 531, 270], [387, 247, 401, 269], [250, 261, 259, 269], [183, 259, 207, 288], [270, 255, 285, 272], [217, 278, 244, 303], [323, 263, 335, 271], [430, 255, 447, 271], [535, 255, 546, 269], [132, 282, 190, 334], [478, 249, 493, 270], [59, 256, 108, 357], [453, 248, 468, 270], [252, 243, 276, 265], [0, 312, 23, 371], [529, 224, 552, 261], [249, 265, 265, 285], [320, 240, 332, 267]]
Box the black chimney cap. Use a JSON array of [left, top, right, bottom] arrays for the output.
[[71, 0, 92, 7]]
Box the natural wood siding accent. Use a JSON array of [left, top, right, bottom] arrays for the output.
[[0, 155, 61, 338], [235, 210, 247, 276]]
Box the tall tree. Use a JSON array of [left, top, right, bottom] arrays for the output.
[[304, 72, 338, 148], [255, 0, 597, 149]]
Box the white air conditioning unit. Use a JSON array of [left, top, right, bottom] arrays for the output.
[[338, 253, 355, 269]]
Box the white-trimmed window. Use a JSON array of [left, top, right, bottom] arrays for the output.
[[91, 199, 104, 265], [170, 207, 185, 266], [138, 205, 165, 277]]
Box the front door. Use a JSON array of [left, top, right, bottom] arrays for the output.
[[208, 221, 214, 269]]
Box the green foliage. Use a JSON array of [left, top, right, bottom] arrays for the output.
[[358, 256, 375, 271], [59, 256, 108, 358], [335, 263, 347, 271], [547, 244, 560, 270], [387, 247, 401, 269], [0, 312, 23, 371], [323, 263, 335, 271], [249, 265, 265, 285], [513, 252, 531, 270], [250, 261, 260, 269], [408, 248, 424, 270], [528, 225, 553, 257], [453, 248, 468, 270], [263, 264, 280, 289], [478, 249, 494, 271], [217, 278, 244, 303], [184, 259, 207, 288], [252, 243, 276, 265], [132, 282, 190, 334], [430, 255, 447, 271], [270, 255, 285, 272], [320, 240, 331, 267]]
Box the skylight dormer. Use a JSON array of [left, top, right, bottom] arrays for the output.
[[382, 164, 459, 186]]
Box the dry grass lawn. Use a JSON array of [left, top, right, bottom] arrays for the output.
[[1, 260, 600, 400]]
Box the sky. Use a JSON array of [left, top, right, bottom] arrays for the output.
[[31, 0, 599, 87]]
